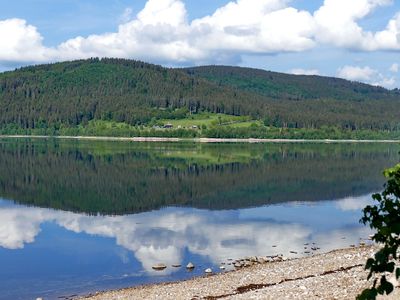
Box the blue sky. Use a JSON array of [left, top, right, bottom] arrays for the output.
[[1, 0, 400, 88]]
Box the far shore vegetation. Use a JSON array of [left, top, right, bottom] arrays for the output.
[[1, 111, 400, 140]]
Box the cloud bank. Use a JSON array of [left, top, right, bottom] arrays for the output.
[[1, 0, 400, 66]]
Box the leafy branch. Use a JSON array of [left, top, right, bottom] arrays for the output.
[[358, 164, 400, 299]]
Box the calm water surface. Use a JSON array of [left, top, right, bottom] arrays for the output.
[[0, 139, 398, 300]]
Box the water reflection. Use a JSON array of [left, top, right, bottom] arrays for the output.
[[0, 195, 372, 274], [0, 139, 397, 215], [335, 194, 373, 211], [0, 140, 396, 299]]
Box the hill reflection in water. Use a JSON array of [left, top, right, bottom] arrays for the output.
[[0, 139, 397, 214]]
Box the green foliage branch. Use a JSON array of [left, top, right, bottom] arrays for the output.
[[358, 164, 400, 299]]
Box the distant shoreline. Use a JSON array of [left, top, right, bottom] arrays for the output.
[[0, 135, 399, 143]]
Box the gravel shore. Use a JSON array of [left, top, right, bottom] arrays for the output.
[[80, 246, 399, 300], [1, 135, 400, 144]]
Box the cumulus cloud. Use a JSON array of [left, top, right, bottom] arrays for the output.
[[337, 65, 396, 88], [313, 0, 398, 50], [55, 0, 205, 63], [289, 68, 320, 75], [372, 77, 396, 88], [337, 65, 378, 81], [372, 12, 400, 50], [0, 18, 56, 63], [190, 0, 315, 55], [0, 0, 400, 66], [54, 0, 316, 64]]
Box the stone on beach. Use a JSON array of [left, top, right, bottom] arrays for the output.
[[250, 256, 257, 262], [205, 268, 213, 274], [152, 263, 167, 271], [244, 262, 252, 267], [186, 262, 195, 269], [258, 258, 266, 263]]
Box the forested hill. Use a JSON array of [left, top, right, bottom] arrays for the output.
[[1, 58, 400, 133], [0, 58, 261, 127], [183, 65, 399, 102]]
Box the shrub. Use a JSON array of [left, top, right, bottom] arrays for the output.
[[358, 163, 400, 299]]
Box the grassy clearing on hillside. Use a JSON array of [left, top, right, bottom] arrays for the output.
[[158, 113, 255, 128]]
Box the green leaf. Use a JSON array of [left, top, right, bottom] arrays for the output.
[[365, 258, 375, 269], [357, 288, 378, 300], [377, 277, 394, 295]]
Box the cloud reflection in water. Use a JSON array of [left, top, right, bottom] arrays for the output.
[[0, 194, 372, 274]]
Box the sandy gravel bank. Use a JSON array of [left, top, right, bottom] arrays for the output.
[[80, 246, 399, 300], [0, 135, 399, 143]]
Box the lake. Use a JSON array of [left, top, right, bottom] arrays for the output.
[[0, 139, 398, 300]]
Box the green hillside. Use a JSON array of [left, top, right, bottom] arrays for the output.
[[184, 65, 399, 101], [1, 58, 400, 138]]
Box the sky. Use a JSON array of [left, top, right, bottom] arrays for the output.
[[1, 0, 400, 88]]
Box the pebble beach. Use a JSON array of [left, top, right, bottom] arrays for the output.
[[79, 246, 399, 300]]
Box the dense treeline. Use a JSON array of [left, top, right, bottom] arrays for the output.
[[1, 58, 400, 134], [185, 66, 400, 130], [0, 139, 398, 215], [0, 58, 265, 129], [184, 65, 400, 102]]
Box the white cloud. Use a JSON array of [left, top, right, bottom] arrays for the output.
[[337, 65, 396, 88], [313, 0, 400, 51], [190, 1, 316, 55], [0, 18, 56, 63], [337, 65, 377, 81], [289, 68, 320, 75], [55, 0, 204, 63], [390, 63, 399, 72], [54, 0, 316, 64], [0, 0, 400, 67], [372, 12, 400, 50], [372, 76, 396, 88]]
